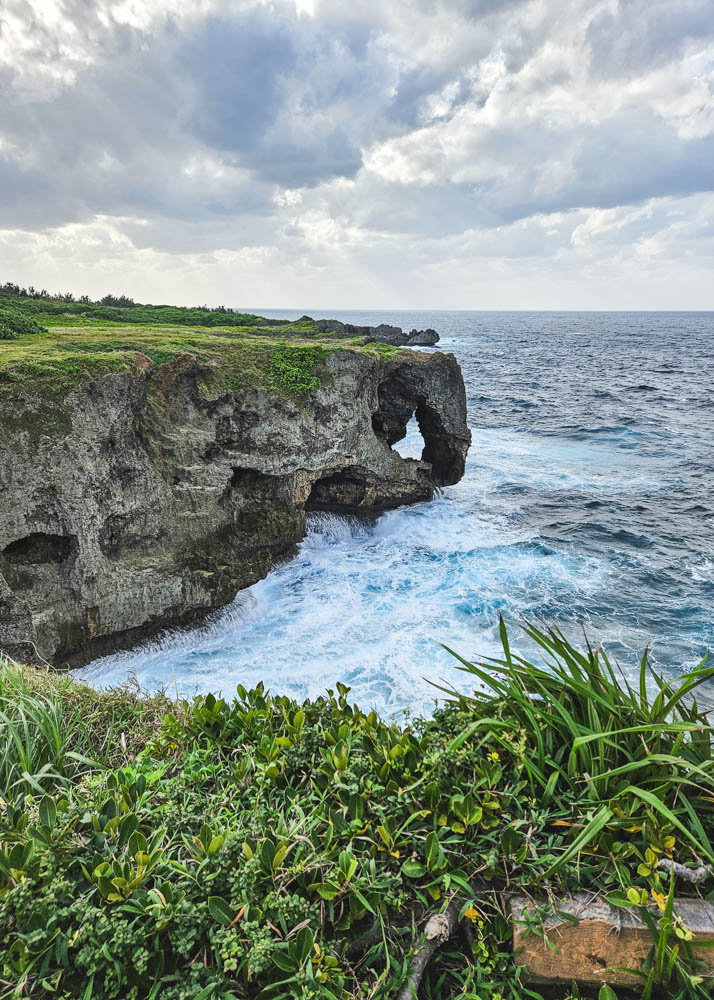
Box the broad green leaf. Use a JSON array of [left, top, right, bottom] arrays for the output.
[[207, 896, 233, 926], [425, 831, 440, 872], [39, 796, 56, 830]]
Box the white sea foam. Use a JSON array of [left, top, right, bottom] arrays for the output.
[[691, 558, 714, 584], [74, 474, 606, 717]]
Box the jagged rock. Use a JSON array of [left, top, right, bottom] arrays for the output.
[[308, 318, 440, 346], [406, 328, 439, 346], [0, 349, 469, 667]]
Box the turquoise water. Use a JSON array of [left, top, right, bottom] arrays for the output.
[[75, 311, 714, 716]]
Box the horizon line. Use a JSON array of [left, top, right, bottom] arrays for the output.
[[245, 307, 714, 314]]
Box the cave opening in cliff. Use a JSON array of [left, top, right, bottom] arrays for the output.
[[2, 532, 77, 565], [306, 466, 376, 512]]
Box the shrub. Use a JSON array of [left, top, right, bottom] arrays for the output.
[[0, 307, 46, 338], [268, 345, 322, 394]]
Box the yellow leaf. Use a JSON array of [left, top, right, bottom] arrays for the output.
[[651, 890, 666, 912]]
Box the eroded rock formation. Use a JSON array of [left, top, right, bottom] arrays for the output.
[[307, 318, 440, 346], [0, 349, 469, 667]]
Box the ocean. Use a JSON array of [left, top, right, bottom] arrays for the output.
[[74, 311, 714, 717]]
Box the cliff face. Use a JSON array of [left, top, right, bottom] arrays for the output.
[[0, 348, 470, 668]]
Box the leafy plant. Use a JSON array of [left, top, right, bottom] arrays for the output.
[[1, 625, 713, 999], [0, 307, 46, 338], [268, 345, 323, 394], [0, 661, 97, 800]]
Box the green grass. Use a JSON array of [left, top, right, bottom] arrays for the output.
[[1, 624, 712, 1000], [0, 325, 324, 404], [0, 321, 423, 407], [0, 662, 173, 794], [0, 289, 436, 405]]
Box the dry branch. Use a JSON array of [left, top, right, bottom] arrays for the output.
[[395, 901, 460, 1000], [657, 858, 712, 883]]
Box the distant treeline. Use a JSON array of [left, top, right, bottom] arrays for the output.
[[0, 281, 282, 328]]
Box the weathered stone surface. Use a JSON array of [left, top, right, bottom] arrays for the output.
[[0, 348, 469, 667], [0, 575, 37, 664], [405, 328, 439, 346], [512, 893, 714, 986], [310, 318, 440, 346]]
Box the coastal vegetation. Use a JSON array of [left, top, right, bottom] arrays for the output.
[[0, 284, 413, 401], [2, 624, 713, 999], [0, 282, 433, 416], [0, 308, 46, 341], [0, 282, 272, 329], [0, 323, 331, 400]]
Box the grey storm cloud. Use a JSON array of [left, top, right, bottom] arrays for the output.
[[0, 0, 713, 307], [586, 0, 714, 78], [1, 0, 406, 223]]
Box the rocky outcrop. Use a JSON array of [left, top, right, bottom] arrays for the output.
[[402, 328, 439, 346], [0, 349, 470, 667], [306, 318, 440, 346]]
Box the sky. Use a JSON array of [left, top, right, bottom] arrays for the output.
[[1, 0, 713, 310]]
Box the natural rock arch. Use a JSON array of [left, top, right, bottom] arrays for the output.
[[371, 363, 469, 485]]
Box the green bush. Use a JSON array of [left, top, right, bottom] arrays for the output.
[[1, 626, 713, 999], [0, 307, 46, 338], [268, 345, 323, 394]]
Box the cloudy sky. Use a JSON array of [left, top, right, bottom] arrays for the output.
[[1, 0, 713, 309]]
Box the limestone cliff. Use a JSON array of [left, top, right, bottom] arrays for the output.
[[0, 347, 470, 668]]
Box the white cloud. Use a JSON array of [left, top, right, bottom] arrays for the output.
[[0, 0, 713, 307]]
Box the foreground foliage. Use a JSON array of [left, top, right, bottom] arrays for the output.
[[1, 625, 713, 999]]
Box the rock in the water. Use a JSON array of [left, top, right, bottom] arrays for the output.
[[0, 349, 469, 667]]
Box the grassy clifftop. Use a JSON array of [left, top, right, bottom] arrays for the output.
[[1, 625, 713, 999], [0, 316, 401, 401]]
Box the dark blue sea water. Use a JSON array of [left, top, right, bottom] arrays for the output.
[[76, 311, 714, 716]]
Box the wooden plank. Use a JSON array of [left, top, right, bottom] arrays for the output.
[[512, 893, 714, 987]]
